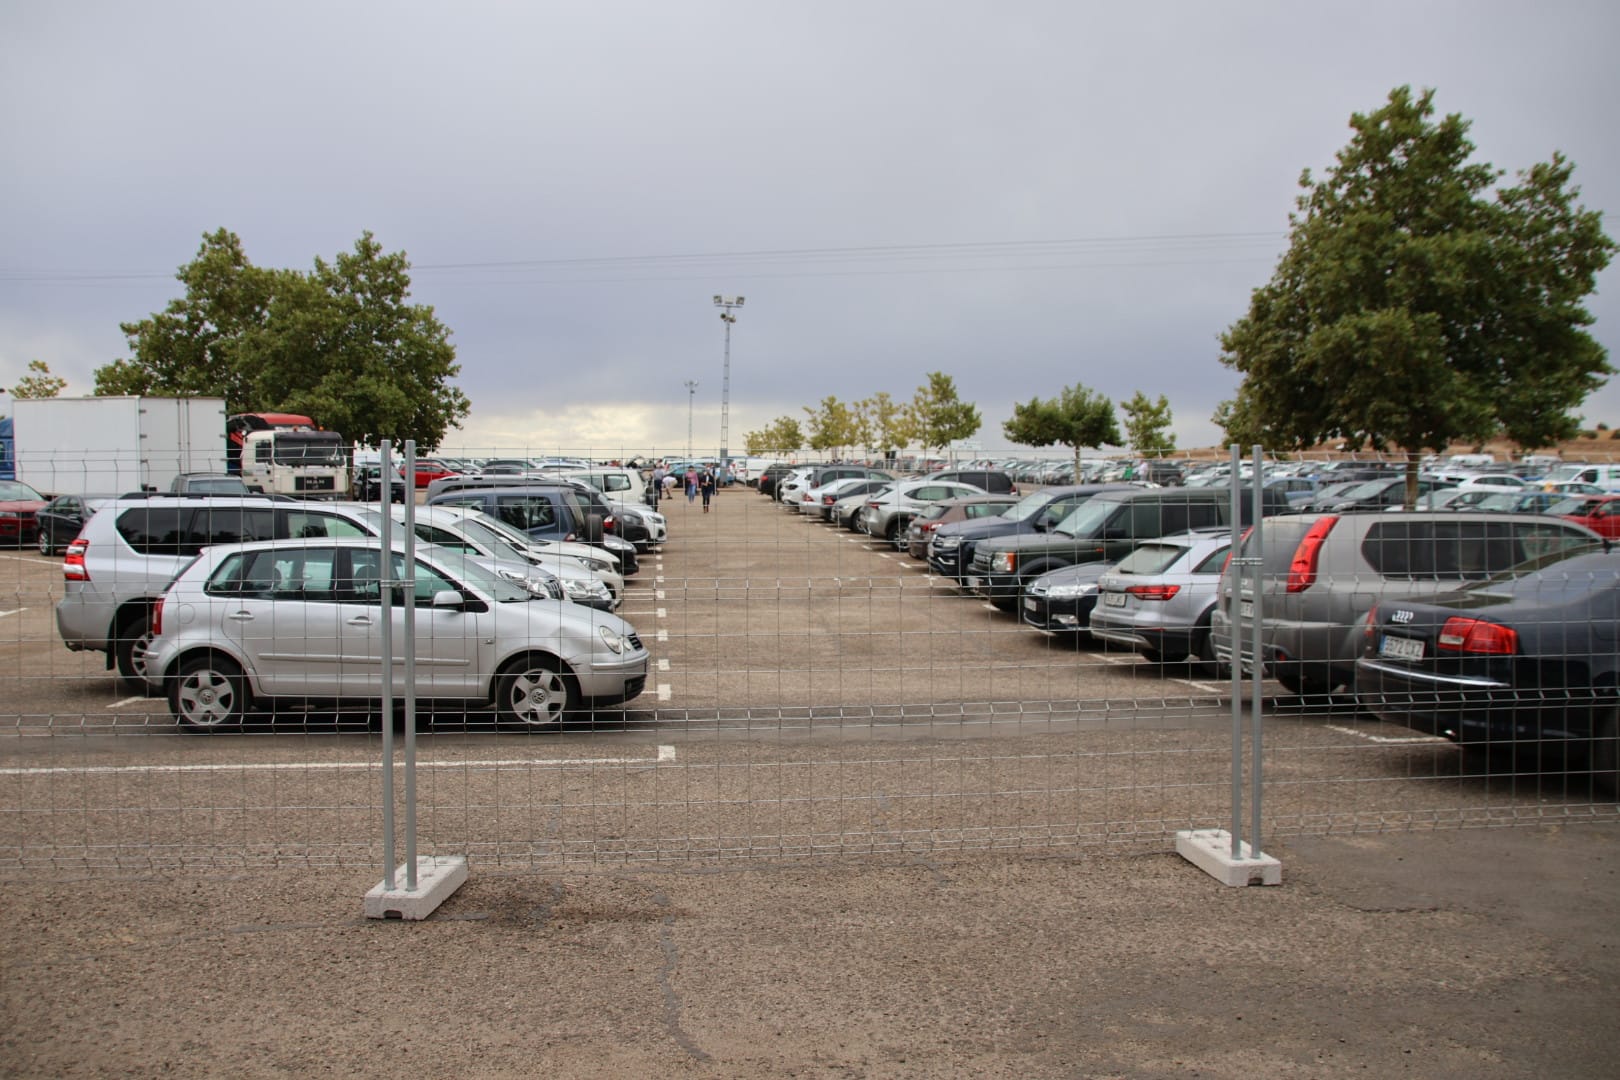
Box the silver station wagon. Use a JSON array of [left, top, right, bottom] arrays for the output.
[[144, 537, 649, 732]]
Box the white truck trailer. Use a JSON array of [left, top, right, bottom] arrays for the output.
[[11, 396, 227, 495]]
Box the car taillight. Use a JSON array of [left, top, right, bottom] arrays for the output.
[[151, 598, 164, 637], [1126, 584, 1181, 601], [64, 538, 89, 581], [866, 501, 882, 509], [1436, 617, 1518, 655], [922, 521, 941, 533], [1287, 516, 1338, 593], [604, 516, 616, 532]]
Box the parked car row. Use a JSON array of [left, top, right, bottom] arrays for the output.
[[46, 492, 655, 731]]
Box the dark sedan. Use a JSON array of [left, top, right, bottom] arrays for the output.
[[926, 484, 1135, 583], [1355, 550, 1620, 791], [35, 493, 115, 556], [1019, 560, 1111, 637]]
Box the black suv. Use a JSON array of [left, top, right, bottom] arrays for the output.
[[927, 485, 1135, 583], [924, 468, 1017, 495], [967, 486, 1292, 610]]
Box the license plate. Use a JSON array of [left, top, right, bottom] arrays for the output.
[[1379, 635, 1425, 661], [966, 576, 980, 589], [1023, 598, 1038, 612], [1102, 592, 1126, 607], [1238, 600, 1254, 619]]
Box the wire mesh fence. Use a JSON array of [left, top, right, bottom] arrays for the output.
[[1, 448, 1617, 877]]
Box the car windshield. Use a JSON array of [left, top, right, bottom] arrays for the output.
[[1050, 498, 1120, 538], [1546, 497, 1593, 516], [418, 549, 534, 603], [0, 480, 44, 500], [1337, 479, 1390, 499], [1002, 490, 1067, 523]]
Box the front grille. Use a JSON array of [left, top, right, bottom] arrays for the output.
[[625, 632, 644, 651], [968, 550, 994, 574]]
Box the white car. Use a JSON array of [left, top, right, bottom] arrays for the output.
[[144, 537, 650, 732], [374, 504, 623, 609]]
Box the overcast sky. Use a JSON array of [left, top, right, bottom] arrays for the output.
[[3, 1, 1618, 459]]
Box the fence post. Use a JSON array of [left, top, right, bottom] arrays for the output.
[[1174, 445, 1282, 886], [364, 440, 467, 918]]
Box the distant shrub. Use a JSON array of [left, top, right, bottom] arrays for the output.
[[1600, 422, 1611, 432], [1581, 430, 1599, 439]]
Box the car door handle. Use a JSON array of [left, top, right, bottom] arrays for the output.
[[228, 611, 254, 621], [346, 615, 374, 626]]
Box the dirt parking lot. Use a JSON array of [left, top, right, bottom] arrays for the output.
[[3, 486, 1618, 1076]]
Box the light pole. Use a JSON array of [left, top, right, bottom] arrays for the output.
[[713, 295, 744, 464], [684, 379, 698, 461]]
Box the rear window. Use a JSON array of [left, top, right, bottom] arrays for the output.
[[116, 506, 277, 557], [1114, 542, 1188, 575], [1360, 520, 1597, 581]]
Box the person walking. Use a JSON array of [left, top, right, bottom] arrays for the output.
[[685, 467, 699, 504], [698, 466, 717, 512], [650, 463, 666, 507]]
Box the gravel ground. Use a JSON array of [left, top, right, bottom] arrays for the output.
[[3, 823, 1617, 1078]]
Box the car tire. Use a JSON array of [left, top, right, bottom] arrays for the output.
[[114, 609, 156, 691], [496, 656, 576, 729], [1593, 705, 1619, 796], [886, 521, 903, 549], [1274, 663, 1335, 698], [36, 530, 53, 557], [170, 654, 248, 733]]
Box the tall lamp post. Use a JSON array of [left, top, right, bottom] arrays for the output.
[[684, 379, 699, 461], [713, 295, 744, 464]]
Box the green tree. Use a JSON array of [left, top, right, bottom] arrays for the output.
[[745, 416, 804, 454], [857, 390, 915, 457], [1121, 391, 1175, 456], [1220, 86, 1615, 505], [97, 228, 471, 450], [1002, 382, 1121, 476], [10, 360, 67, 399], [803, 395, 862, 457], [905, 372, 981, 456]]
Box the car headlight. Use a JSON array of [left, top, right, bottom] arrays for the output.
[[1042, 582, 1098, 599], [935, 536, 961, 549], [991, 552, 1015, 573], [598, 625, 627, 654], [564, 579, 612, 601]]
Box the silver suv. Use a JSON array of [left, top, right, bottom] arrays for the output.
[[56, 496, 378, 687], [858, 480, 987, 548], [145, 538, 649, 732], [1210, 512, 1603, 696]]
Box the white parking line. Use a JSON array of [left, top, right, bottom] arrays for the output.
[[657, 658, 670, 671], [1324, 723, 1447, 745], [106, 696, 148, 709], [656, 629, 669, 642], [657, 684, 672, 700], [0, 608, 24, 618], [0, 745, 678, 777]]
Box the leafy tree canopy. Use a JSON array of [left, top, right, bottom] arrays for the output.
[[1002, 382, 1121, 474], [96, 228, 471, 450], [803, 395, 862, 456], [1219, 86, 1615, 484], [745, 416, 804, 455], [857, 391, 914, 453], [906, 372, 981, 453], [1121, 391, 1175, 456], [10, 360, 67, 399]]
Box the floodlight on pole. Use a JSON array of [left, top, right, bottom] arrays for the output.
[[713, 295, 744, 464], [684, 379, 699, 461]]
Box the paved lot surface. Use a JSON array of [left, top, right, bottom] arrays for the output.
[[2, 486, 1618, 1075], [2, 823, 1617, 1078]]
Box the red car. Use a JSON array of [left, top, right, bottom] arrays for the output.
[[0, 479, 48, 547], [413, 458, 464, 489], [1551, 493, 1620, 539]]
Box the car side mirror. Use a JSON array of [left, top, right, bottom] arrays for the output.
[[431, 589, 468, 609]]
